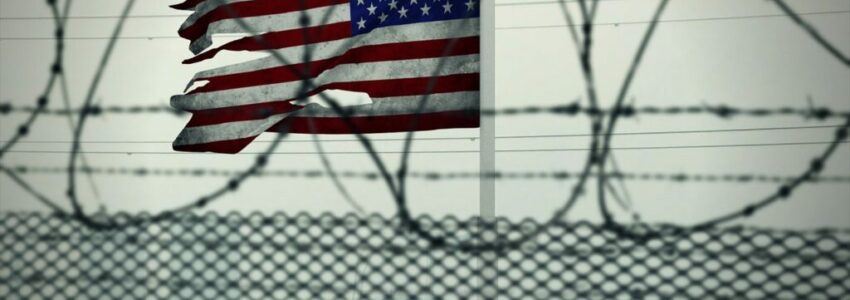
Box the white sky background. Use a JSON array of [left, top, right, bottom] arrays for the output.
[[0, 0, 848, 229]]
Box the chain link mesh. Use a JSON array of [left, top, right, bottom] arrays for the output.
[[1, 212, 848, 299]]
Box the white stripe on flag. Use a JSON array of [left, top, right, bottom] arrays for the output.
[[191, 18, 480, 80], [294, 91, 480, 117], [172, 54, 480, 110]]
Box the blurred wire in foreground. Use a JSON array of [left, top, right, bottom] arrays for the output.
[[8, 165, 850, 184], [3, 102, 849, 120]]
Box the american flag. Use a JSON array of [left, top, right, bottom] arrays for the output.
[[170, 0, 481, 153]]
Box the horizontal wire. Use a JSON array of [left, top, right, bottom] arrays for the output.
[[0, 0, 618, 20], [0, 125, 842, 145], [0, 103, 180, 115], [1, 10, 847, 40], [9, 164, 850, 184], [498, 10, 850, 30], [0, 14, 189, 20], [495, 0, 622, 7], [3, 141, 847, 155], [3, 102, 848, 119]]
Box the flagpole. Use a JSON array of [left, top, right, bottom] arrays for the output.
[[478, 1, 497, 298], [480, 0, 496, 221]]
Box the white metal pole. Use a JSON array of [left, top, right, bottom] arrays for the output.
[[478, 1, 497, 298], [480, 0, 496, 220]]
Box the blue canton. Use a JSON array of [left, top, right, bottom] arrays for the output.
[[350, 0, 480, 35]]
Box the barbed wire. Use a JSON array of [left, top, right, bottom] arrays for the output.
[[0, 0, 107, 210], [8, 164, 850, 184], [592, 0, 850, 240], [4, 0, 393, 230], [599, 116, 850, 242], [63, 0, 138, 229], [4, 101, 850, 120], [3, 124, 843, 145], [4, 140, 847, 155], [0, 3, 847, 299], [62, 0, 328, 230], [0, 103, 182, 116], [0, 0, 335, 230], [580, 0, 660, 240], [2, 0, 592, 248], [0, 0, 67, 160]]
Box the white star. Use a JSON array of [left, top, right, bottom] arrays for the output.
[[388, 0, 398, 10], [465, 0, 475, 11], [442, 1, 452, 13], [367, 2, 377, 15], [378, 12, 388, 23], [357, 0, 365, 5], [421, 3, 431, 16], [357, 17, 367, 29], [410, 0, 418, 4], [398, 6, 408, 18]]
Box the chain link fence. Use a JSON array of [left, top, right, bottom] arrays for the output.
[[1, 212, 849, 299]]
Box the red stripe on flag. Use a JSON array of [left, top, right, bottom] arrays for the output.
[[189, 37, 480, 94], [184, 22, 352, 64], [184, 73, 479, 127], [178, 0, 348, 42], [280, 110, 480, 134]]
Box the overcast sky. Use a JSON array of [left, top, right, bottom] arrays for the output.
[[1, 0, 848, 230]]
